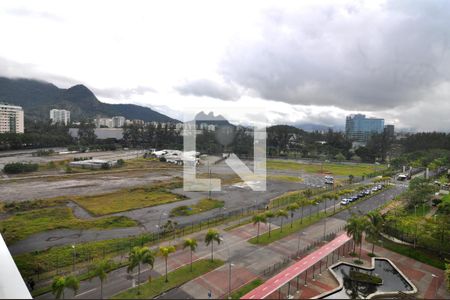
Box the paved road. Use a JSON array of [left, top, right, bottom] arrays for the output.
[[50, 184, 402, 300]]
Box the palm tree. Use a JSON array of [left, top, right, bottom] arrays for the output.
[[345, 215, 368, 260], [276, 209, 289, 232], [366, 211, 383, 255], [252, 214, 267, 242], [304, 189, 313, 199], [159, 245, 176, 282], [205, 229, 221, 261], [89, 259, 113, 299], [265, 211, 275, 237], [183, 238, 198, 272], [127, 246, 155, 295], [287, 203, 299, 228], [51, 275, 79, 299]]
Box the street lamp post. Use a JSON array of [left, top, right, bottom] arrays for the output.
[[297, 232, 306, 258], [220, 236, 234, 299], [431, 274, 438, 298], [71, 244, 76, 273], [228, 262, 235, 299]]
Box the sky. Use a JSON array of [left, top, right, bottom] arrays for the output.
[[1, 0, 450, 131]]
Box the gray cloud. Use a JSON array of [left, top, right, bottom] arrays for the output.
[[219, 0, 450, 111], [175, 78, 240, 100], [0, 56, 78, 88], [92, 86, 157, 99]]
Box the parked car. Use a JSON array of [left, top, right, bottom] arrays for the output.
[[341, 198, 350, 205]]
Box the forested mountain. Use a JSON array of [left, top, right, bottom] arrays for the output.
[[0, 77, 177, 123]]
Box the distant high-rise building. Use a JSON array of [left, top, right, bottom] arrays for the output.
[[50, 109, 70, 125], [112, 116, 126, 128], [384, 124, 395, 137], [0, 104, 24, 133], [345, 114, 384, 142]]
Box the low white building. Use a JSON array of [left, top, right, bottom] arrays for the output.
[[69, 159, 118, 169]]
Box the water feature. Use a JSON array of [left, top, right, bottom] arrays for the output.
[[321, 258, 415, 299]]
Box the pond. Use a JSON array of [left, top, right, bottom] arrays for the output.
[[321, 258, 415, 299]]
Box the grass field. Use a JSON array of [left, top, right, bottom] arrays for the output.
[[112, 259, 224, 299], [230, 278, 263, 299], [267, 160, 385, 176], [0, 207, 137, 244], [170, 198, 224, 217], [71, 181, 185, 216]]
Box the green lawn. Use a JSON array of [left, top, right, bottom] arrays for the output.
[[170, 198, 224, 217], [0, 207, 137, 244], [72, 181, 185, 216], [230, 278, 263, 299], [267, 160, 385, 176], [112, 259, 224, 299]]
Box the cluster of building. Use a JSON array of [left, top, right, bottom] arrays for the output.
[[0, 103, 24, 133], [345, 114, 395, 146], [0, 103, 396, 147]]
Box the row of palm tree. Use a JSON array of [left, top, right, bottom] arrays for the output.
[[344, 211, 383, 261], [51, 228, 223, 299]]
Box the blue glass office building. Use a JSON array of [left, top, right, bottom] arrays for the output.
[[345, 114, 384, 142]]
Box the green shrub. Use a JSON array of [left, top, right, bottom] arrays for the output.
[[3, 162, 39, 174]]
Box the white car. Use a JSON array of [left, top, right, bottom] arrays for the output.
[[340, 198, 350, 205]]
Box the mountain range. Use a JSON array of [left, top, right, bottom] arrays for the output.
[[0, 77, 177, 123]]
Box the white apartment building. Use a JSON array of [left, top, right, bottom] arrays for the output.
[[112, 116, 126, 128], [96, 117, 113, 128], [0, 104, 24, 133], [50, 109, 71, 125]]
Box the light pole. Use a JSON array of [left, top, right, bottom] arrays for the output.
[[323, 215, 327, 241], [156, 211, 168, 244], [431, 274, 438, 298], [71, 244, 76, 273], [208, 160, 212, 199], [219, 236, 234, 299], [228, 262, 235, 299], [297, 232, 306, 258]]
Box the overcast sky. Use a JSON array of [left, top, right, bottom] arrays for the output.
[[1, 0, 450, 131]]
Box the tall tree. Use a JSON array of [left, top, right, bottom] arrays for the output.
[[183, 238, 198, 272], [51, 275, 79, 299], [276, 209, 289, 232], [127, 247, 155, 295], [89, 259, 113, 299], [345, 215, 369, 261], [159, 246, 176, 282], [252, 214, 267, 243], [366, 211, 383, 255], [264, 211, 275, 237], [204, 229, 221, 262], [287, 203, 299, 228]]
